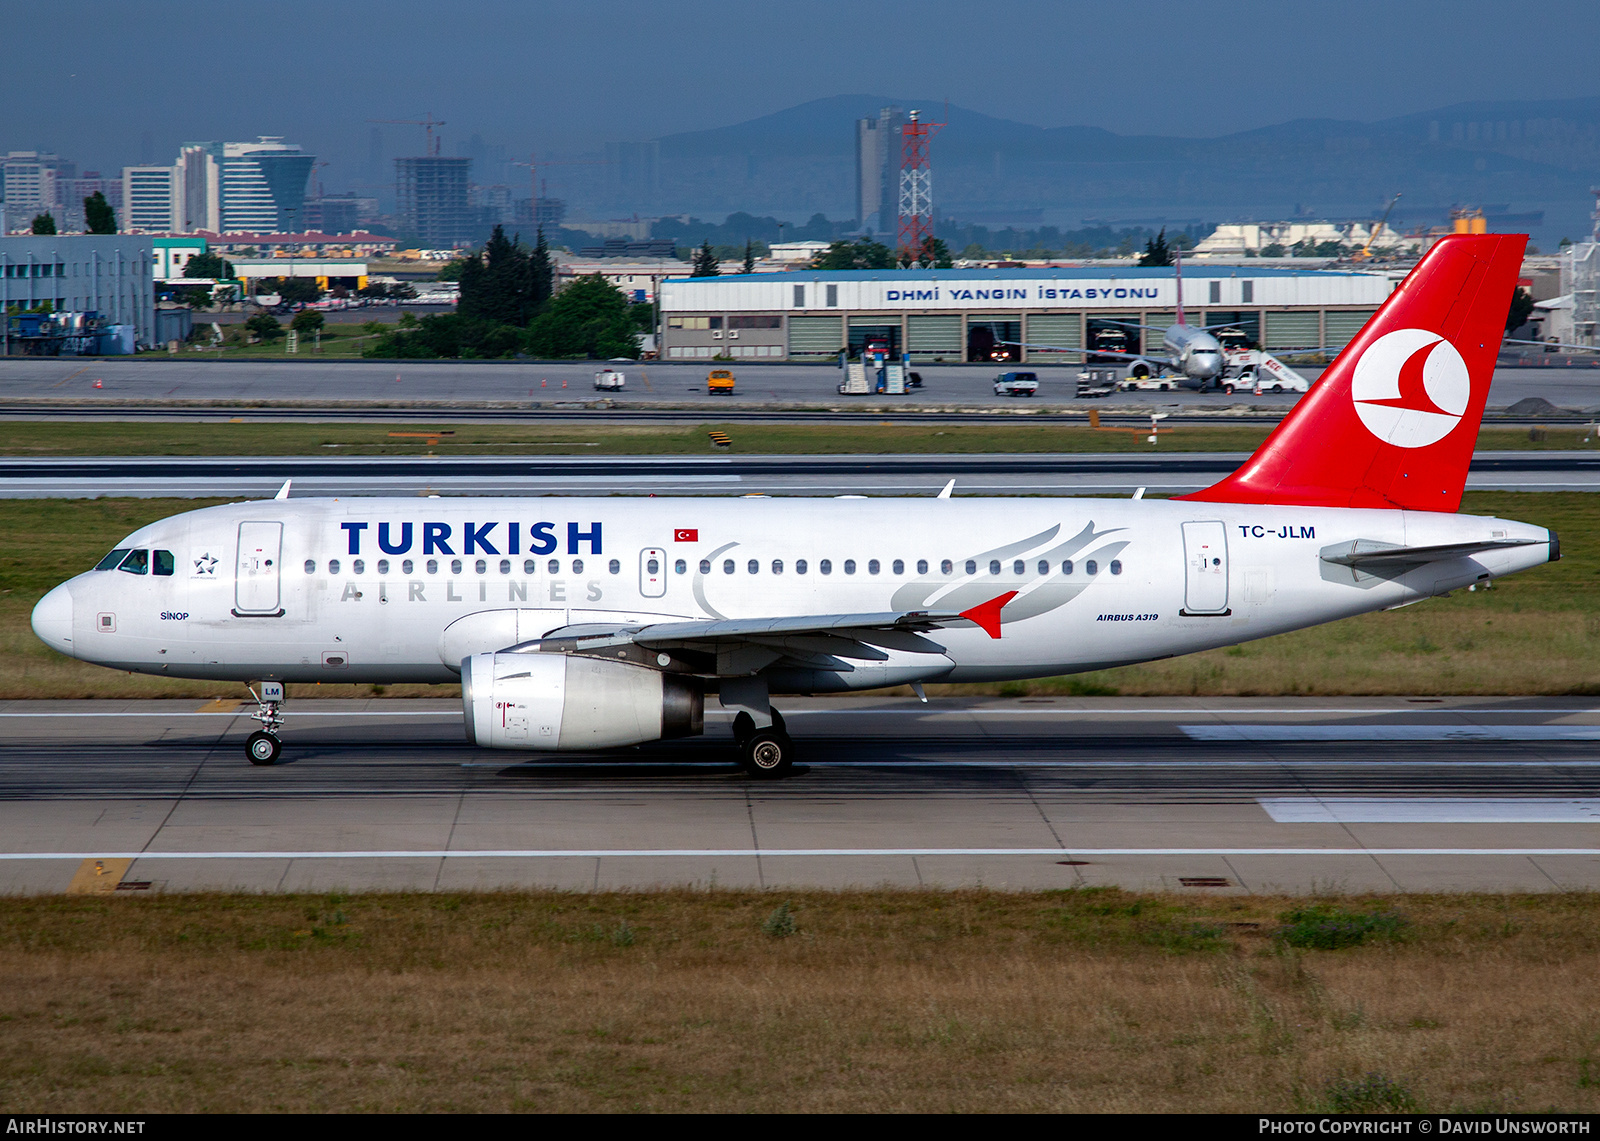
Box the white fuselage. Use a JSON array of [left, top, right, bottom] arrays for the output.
[[1160, 324, 1226, 385], [32, 496, 1553, 688]]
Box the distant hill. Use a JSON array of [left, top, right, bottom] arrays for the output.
[[566, 95, 1600, 245]]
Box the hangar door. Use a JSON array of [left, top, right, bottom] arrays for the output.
[[235, 521, 284, 616], [1181, 521, 1229, 615]]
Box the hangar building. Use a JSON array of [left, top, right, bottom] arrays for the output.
[[657, 266, 1396, 363]]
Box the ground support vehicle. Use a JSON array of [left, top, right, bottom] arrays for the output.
[[707, 369, 735, 395], [1222, 350, 1312, 393], [994, 371, 1039, 397], [1077, 368, 1119, 398], [594, 369, 626, 392]]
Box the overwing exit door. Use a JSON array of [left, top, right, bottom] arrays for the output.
[[235, 521, 284, 616], [1181, 521, 1229, 615], [640, 547, 667, 598]]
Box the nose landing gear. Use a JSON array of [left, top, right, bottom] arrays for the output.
[[245, 681, 285, 766]]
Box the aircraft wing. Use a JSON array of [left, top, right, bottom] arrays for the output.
[[1003, 341, 1146, 360], [502, 596, 1019, 674], [1505, 338, 1600, 354]]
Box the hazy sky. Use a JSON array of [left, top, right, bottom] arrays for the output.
[[6, 0, 1598, 188]]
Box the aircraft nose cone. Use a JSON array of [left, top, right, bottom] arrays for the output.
[[31, 584, 73, 655]]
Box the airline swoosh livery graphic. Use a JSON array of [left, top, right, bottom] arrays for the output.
[[32, 234, 1559, 777]]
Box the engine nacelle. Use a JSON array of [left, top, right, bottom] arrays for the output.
[[461, 652, 702, 751]]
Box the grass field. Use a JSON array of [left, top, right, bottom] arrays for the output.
[[0, 492, 1591, 699], [2, 890, 1598, 1112], [162, 321, 392, 360], [0, 420, 1596, 457]]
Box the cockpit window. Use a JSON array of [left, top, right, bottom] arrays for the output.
[[153, 550, 175, 576], [95, 548, 131, 571], [117, 549, 148, 575]]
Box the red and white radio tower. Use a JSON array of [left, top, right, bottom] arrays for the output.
[[897, 109, 945, 264]]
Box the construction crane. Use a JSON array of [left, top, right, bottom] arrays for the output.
[[1356, 193, 1401, 261], [367, 115, 447, 156]]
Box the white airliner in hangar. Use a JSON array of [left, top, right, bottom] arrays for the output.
[[33, 234, 1557, 777]]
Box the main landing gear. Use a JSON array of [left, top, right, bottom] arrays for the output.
[[732, 708, 794, 779], [245, 681, 285, 766]]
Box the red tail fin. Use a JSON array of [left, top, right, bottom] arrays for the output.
[[1179, 233, 1525, 512]]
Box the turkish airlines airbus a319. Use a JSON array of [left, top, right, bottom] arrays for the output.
[[31, 234, 1555, 776]]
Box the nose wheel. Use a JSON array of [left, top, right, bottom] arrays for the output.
[[246, 731, 282, 766], [244, 683, 285, 766]]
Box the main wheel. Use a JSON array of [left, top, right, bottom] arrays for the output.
[[246, 731, 281, 766], [740, 730, 794, 779]]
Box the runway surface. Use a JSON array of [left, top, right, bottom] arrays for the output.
[[5, 696, 1600, 895], [1, 358, 1596, 417], [6, 450, 1600, 497]]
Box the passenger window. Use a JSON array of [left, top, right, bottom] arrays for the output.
[[153, 550, 175, 576], [117, 549, 148, 575], [819, 559, 832, 575], [747, 559, 759, 574], [304, 559, 316, 574], [378, 560, 390, 574], [572, 559, 584, 574], [328, 559, 341, 574], [402, 559, 414, 574], [1111, 559, 1123, 575], [95, 548, 131, 571], [893, 559, 904, 575], [916, 559, 927, 575], [475, 559, 487, 574], [501, 559, 512, 574], [795, 559, 808, 574], [1013, 559, 1025, 575], [426, 559, 438, 575], [353, 559, 365, 574], [1062, 559, 1074, 575], [524, 559, 537, 574], [965, 560, 976, 575], [1038, 559, 1049, 574], [548, 559, 559, 574], [1086, 560, 1098, 575], [867, 559, 880, 575], [989, 560, 1001, 575], [675, 559, 686, 575], [844, 559, 856, 574], [647, 557, 660, 575], [451, 559, 463, 574], [699, 559, 711, 574], [723, 559, 735, 574], [772, 559, 783, 574], [941, 559, 952, 575]]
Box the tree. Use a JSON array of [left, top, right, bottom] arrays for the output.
[[531, 228, 553, 312], [83, 192, 117, 234], [31, 212, 56, 235], [1506, 286, 1535, 333], [1260, 243, 1286, 258], [524, 274, 640, 359], [905, 236, 953, 270], [742, 239, 756, 275], [292, 310, 325, 336], [1138, 228, 1171, 267], [245, 314, 282, 341], [457, 225, 537, 326], [183, 251, 234, 279], [691, 240, 721, 277], [811, 238, 896, 271]]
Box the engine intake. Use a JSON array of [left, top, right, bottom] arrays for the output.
[[461, 653, 702, 750]]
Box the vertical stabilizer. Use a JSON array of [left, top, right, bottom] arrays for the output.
[[1179, 233, 1525, 512]]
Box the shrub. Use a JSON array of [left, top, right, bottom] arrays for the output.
[[762, 902, 797, 939], [1322, 1072, 1419, 1113], [1275, 904, 1408, 950]]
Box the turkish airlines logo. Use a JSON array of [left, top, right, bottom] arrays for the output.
[[1350, 329, 1471, 448]]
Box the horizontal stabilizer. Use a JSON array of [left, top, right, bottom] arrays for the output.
[[1319, 537, 1540, 569]]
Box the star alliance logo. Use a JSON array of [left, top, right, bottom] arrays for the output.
[[193, 553, 218, 576]]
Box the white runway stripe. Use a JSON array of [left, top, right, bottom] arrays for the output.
[[2, 848, 1599, 860], [1261, 797, 1600, 823], [1185, 724, 1600, 741]]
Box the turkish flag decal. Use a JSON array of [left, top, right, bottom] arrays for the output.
[[674, 528, 699, 542]]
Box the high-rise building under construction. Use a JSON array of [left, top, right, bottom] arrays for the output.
[[396, 156, 472, 245], [854, 106, 903, 236]]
